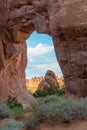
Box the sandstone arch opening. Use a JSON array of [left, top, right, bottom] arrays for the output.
[[25, 31, 63, 92]]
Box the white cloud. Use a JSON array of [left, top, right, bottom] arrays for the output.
[[27, 43, 54, 57], [29, 58, 34, 62], [36, 62, 63, 76], [26, 42, 63, 78], [26, 62, 63, 78]]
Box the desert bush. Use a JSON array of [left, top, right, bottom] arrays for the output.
[[31, 95, 58, 113], [6, 96, 25, 119], [39, 95, 59, 103], [31, 101, 44, 111], [0, 118, 25, 130], [31, 95, 60, 112], [35, 97, 87, 123], [24, 116, 39, 130], [13, 107, 25, 119], [7, 96, 23, 109], [24, 106, 32, 113], [23, 96, 87, 129], [0, 101, 14, 118], [33, 86, 65, 97]]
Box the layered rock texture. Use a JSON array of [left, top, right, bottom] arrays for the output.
[[0, 0, 87, 105], [38, 70, 59, 91]]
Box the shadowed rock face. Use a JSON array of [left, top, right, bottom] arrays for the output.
[[0, 0, 87, 105]]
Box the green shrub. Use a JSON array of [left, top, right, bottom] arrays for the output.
[[33, 86, 65, 98], [7, 96, 23, 109], [0, 101, 14, 118], [13, 107, 25, 119]]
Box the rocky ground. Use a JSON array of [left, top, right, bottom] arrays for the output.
[[38, 119, 87, 130]]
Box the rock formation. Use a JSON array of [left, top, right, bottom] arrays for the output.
[[26, 76, 64, 92], [38, 70, 59, 91], [0, 0, 87, 105], [26, 77, 43, 92], [56, 77, 64, 88]]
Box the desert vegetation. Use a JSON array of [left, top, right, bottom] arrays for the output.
[[33, 86, 65, 97], [0, 93, 87, 130]]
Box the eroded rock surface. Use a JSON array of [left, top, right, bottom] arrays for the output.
[[0, 0, 87, 105], [38, 70, 59, 91]]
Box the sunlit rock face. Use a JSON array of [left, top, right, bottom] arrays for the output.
[[38, 70, 59, 91], [26, 76, 64, 92], [0, 0, 87, 105]]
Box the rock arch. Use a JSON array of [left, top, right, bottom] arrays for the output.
[[0, 0, 87, 105]]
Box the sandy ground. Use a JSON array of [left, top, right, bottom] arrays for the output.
[[38, 119, 87, 130]]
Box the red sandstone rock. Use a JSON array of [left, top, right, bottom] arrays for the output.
[[26, 76, 64, 92], [38, 70, 59, 91], [26, 77, 43, 92], [0, 0, 87, 106]]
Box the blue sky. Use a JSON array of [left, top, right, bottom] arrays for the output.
[[25, 31, 63, 79]]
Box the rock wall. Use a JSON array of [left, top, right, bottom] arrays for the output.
[[0, 0, 87, 105], [50, 0, 87, 97]]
